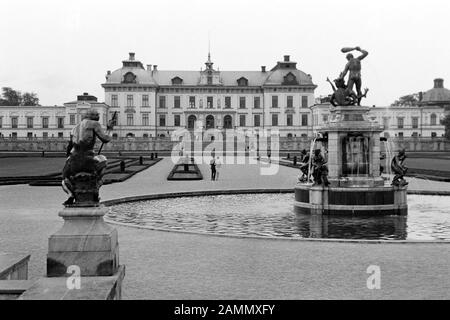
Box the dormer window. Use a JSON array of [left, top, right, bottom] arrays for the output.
[[171, 76, 183, 85], [237, 77, 248, 86], [283, 72, 298, 85], [123, 72, 137, 84]]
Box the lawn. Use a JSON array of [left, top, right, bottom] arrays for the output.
[[0, 158, 66, 177]]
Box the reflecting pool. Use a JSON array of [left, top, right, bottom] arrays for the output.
[[107, 193, 450, 240]]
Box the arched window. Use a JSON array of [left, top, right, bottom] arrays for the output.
[[206, 115, 215, 129], [143, 133, 149, 139], [112, 133, 118, 139], [287, 133, 293, 138], [123, 72, 136, 84], [430, 113, 437, 126], [126, 133, 135, 138], [223, 115, 232, 129], [187, 115, 197, 129]]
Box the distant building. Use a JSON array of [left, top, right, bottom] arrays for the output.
[[102, 53, 317, 138], [0, 93, 108, 139]]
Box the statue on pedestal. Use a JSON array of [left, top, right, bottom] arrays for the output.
[[391, 149, 408, 186], [298, 149, 311, 182], [312, 149, 329, 186], [62, 109, 115, 206]]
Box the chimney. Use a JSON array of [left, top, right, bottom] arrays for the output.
[[153, 65, 158, 71], [284, 55, 290, 62], [106, 70, 111, 75], [83, 92, 89, 96], [129, 52, 135, 61], [434, 78, 444, 88], [147, 64, 152, 71], [261, 66, 266, 72]]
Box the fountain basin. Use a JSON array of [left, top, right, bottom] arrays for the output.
[[105, 192, 450, 241], [294, 184, 407, 215]]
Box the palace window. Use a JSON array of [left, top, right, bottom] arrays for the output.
[[301, 96, 308, 108], [412, 117, 419, 129], [174, 115, 181, 127], [57, 117, 64, 129], [159, 96, 166, 108], [254, 97, 260, 109], [237, 77, 248, 86], [111, 94, 118, 107], [225, 96, 231, 109], [301, 114, 308, 126], [287, 96, 293, 108], [11, 117, 18, 129], [26, 117, 34, 129], [127, 95, 134, 107], [430, 113, 437, 126], [142, 113, 149, 126], [287, 114, 293, 126], [42, 117, 49, 129], [207, 96, 213, 109], [239, 97, 246, 109], [174, 96, 181, 108], [397, 117, 404, 129], [127, 114, 134, 126], [272, 96, 278, 108], [254, 114, 261, 127], [0, 117, 2, 128], [272, 114, 278, 126], [70, 114, 76, 125], [189, 96, 196, 108], [171, 77, 183, 85], [383, 117, 390, 129], [159, 115, 166, 127], [142, 95, 149, 107], [123, 72, 136, 84], [43, 132, 48, 139], [239, 114, 246, 127]]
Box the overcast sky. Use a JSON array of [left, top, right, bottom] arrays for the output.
[[1, 0, 449, 106]]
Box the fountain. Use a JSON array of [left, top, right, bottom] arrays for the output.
[[294, 47, 408, 215]]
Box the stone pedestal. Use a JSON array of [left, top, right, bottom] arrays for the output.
[[47, 206, 119, 277]]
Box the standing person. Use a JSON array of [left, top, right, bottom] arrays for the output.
[[209, 156, 216, 181], [215, 156, 222, 181]]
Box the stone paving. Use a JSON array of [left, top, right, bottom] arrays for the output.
[[0, 157, 449, 299]]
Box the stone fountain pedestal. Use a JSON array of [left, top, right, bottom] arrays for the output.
[[18, 204, 124, 300], [47, 206, 119, 277], [294, 106, 408, 215]]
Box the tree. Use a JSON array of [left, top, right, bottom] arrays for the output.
[[441, 114, 450, 140], [22, 92, 39, 106], [391, 93, 420, 106], [1, 87, 22, 106]]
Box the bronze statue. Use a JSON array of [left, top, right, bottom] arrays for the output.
[[334, 46, 369, 106], [391, 149, 408, 186], [327, 77, 368, 107], [62, 109, 114, 206], [298, 149, 310, 182], [312, 149, 329, 186]]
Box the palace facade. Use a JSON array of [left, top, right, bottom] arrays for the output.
[[102, 53, 316, 138], [0, 53, 447, 140]]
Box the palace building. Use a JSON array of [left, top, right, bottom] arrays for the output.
[[0, 53, 447, 140], [102, 52, 317, 138]]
